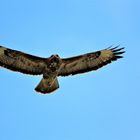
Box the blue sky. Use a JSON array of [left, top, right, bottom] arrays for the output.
[[0, 0, 139, 140]]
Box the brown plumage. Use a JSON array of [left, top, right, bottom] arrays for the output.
[[0, 45, 125, 94]]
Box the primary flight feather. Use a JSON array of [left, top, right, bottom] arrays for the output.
[[0, 45, 125, 94]]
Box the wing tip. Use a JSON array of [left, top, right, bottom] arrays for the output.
[[107, 45, 125, 61]]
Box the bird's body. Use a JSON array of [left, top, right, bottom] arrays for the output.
[[0, 45, 125, 94]]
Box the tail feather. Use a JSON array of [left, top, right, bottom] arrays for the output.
[[35, 77, 59, 94]]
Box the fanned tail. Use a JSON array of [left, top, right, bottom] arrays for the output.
[[35, 77, 59, 94]]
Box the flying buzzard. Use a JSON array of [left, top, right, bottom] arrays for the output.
[[0, 45, 125, 94]]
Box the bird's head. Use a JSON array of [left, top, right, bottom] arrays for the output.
[[48, 54, 62, 71], [49, 54, 61, 63]]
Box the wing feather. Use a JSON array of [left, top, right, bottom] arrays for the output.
[[59, 46, 125, 76], [0, 46, 47, 75]]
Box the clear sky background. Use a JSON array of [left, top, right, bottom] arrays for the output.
[[0, 0, 139, 140]]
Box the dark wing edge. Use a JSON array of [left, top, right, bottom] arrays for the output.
[[0, 46, 47, 75], [58, 46, 125, 76]]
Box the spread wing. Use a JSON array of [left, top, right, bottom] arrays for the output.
[[0, 46, 47, 75], [59, 46, 125, 76]]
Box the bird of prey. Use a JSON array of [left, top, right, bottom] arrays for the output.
[[0, 45, 125, 94]]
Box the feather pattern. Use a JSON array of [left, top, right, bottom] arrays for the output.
[[0, 46, 47, 75], [0, 45, 125, 94], [58, 46, 125, 76]]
